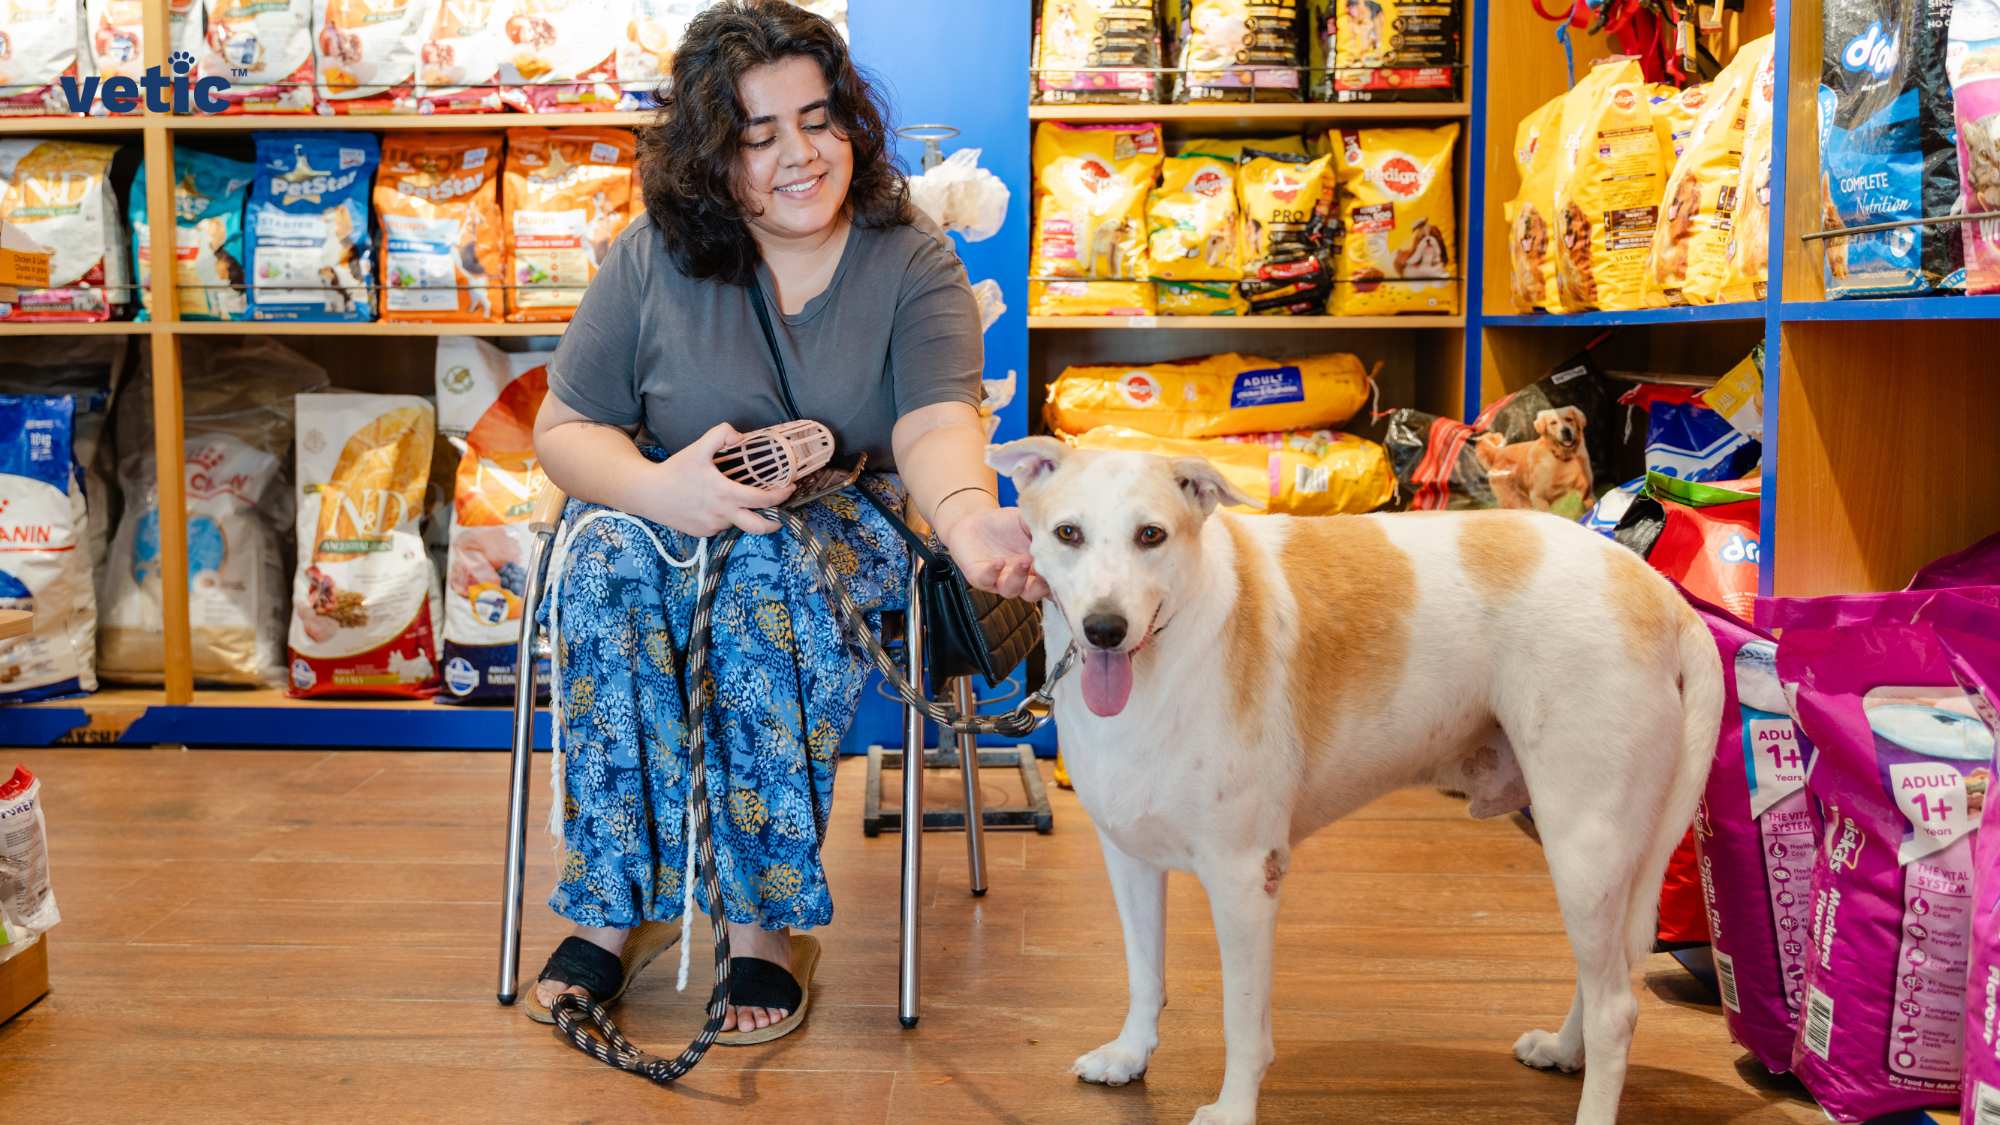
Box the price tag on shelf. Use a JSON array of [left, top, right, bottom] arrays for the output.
[[1125, 316, 1158, 328]]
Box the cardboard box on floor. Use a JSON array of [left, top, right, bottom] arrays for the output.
[[0, 220, 53, 306], [0, 937, 49, 1024]]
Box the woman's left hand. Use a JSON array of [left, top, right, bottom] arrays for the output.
[[941, 506, 1049, 602]]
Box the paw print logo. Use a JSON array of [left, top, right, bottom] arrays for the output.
[[169, 50, 196, 76]]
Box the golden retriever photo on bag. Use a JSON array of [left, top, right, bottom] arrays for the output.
[[1511, 204, 1552, 308], [1558, 202, 1598, 306], [1474, 405, 1594, 517], [1654, 175, 1702, 284]]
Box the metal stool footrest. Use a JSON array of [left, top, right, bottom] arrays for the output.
[[861, 745, 1055, 835]]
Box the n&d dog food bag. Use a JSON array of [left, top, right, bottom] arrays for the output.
[[1028, 280, 1159, 317], [503, 127, 636, 322], [1949, 0, 2000, 294], [1725, 48, 1781, 300], [0, 141, 131, 323], [1175, 0, 1306, 103], [132, 148, 256, 322], [495, 0, 620, 113], [0, 396, 96, 703], [204, 0, 317, 113], [376, 133, 503, 323], [1319, 0, 1461, 102], [289, 393, 442, 698], [1147, 150, 1240, 282], [1035, 0, 1166, 104], [86, 0, 206, 89], [312, 0, 437, 112], [1032, 122, 1164, 283], [247, 131, 379, 322], [1046, 350, 1372, 438], [435, 339, 549, 702], [1507, 93, 1568, 313], [1237, 149, 1336, 311], [1064, 425, 1395, 516], [1553, 58, 1665, 311], [1330, 123, 1459, 316], [0, 0, 82, 116], [414, 0, 510, 113], [1650, 36, 1774, 305]]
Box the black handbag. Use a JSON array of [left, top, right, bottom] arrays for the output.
[[747, 273, 1042, 692]]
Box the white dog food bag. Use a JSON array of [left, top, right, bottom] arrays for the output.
[[86, 0, 207, 90], [494, 0, 622, 113], [288, 393, 442, 698], [0, 395, 97, 704], [204, 0, 316, 113], [312, 0, 438, 112], [0, 0, 83, 116], [0, 140, 132, 323], [414, 0, 511, 112], [0, 765, 60, 965]]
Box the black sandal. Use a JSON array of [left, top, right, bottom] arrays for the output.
[[523, 921, 680, 1025], [715, 933, 821, 1046]]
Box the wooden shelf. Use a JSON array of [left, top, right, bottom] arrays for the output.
[[163, 111, 654, 131], [1780, 296, 2000, 322], [0, 321, 153, 335], [0, 115, 146, 133], [1029, 102, 1469, 125], [171, 320, 566, 336], [1030, 314, 1463, 329]]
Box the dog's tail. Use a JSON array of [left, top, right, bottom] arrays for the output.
[[1621, 604, 1725, 967]]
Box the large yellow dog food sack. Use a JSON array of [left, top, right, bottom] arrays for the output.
[[1723, 46, 1778, 300], [288, 393, 442, 698], [1064, 425, 1395, 516], [1330, 123, 1459, 315], [1156, 279, 1248, 315], [1032, 122, 1164, 282], [1648, 36, 1773, 305], [1554, 57, 1665, 310], [1046, 351, 1371, 438], [1650, 83, 1704, 169], [1507, 93, 1568, 312], [1148, 150, 1240, 281], [1028, 280, 1159, 317]]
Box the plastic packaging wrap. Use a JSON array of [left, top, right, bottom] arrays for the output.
[[0, 766, 59, 965]]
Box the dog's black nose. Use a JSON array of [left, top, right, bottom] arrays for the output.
[[1083, 613, 1127, 650]]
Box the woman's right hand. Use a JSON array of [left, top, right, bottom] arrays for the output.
[[644, 423, 796, 536]]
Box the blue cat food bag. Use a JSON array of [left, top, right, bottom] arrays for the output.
[[247, 132, 379, 322], [133, 148, 255, 321], [0, 395, 96, 703]]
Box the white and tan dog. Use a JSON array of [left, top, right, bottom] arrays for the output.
[[988, 437, 1722, 1125]]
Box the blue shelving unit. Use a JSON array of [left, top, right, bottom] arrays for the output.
[[1481, 303, 1768, 328]]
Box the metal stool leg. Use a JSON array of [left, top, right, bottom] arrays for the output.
[[497, 520, 556, 1005], [953, 676, 988, 897], [898, 562, 925, 1029]]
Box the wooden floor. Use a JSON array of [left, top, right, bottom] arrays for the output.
[[0, 747, 1826, 1124]]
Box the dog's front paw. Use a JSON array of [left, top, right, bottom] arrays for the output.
[[1072, 1040, 1151, 1087], [1513, 1027, 1584, 1073], [1189, 1102, 1256, 1125]]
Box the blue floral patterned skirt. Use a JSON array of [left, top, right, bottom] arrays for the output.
[[540, 471, 908, 932]]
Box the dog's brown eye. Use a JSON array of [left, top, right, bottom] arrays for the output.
[[1135, 525, 1167, 548], [1054, 523, 1083, 546]]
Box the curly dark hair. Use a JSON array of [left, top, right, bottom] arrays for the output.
[[638, 1, 909, 285]]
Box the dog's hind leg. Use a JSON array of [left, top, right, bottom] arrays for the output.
[[1073, 833, 1166, 1088], [1188, 847, 1286, 1125]]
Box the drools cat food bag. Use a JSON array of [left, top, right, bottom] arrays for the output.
[[495, 0, 620, 113], [1949, 0, 2000, 294], [247, 131, 379, 322], [0, 0, 82, 116], [1047, 350, 1371, 438], [1650, 36, 1773, 305], [1063, 425, 1395, 515], [376, 132, 503, 323], [1028, 279, 1159, 316], [1725, 47, 1781, 300], [1236, 149, 1336, 310], [1147, 150, 1240, 281], [503, 127, 636, 322], [132, 148, 256, 322], [1553, 57, 1665, 311], [1691, 592, 1819, 1075], [1035, 0, 1166, 104], [1507, 93, 1568, 313], [1031, 122, 1164, 282], [0, 141, 130, 323], [205, 0, 316, 113], [312, 0, 437, 113], [435, 339, 549, 702], [86, 0, 206, 91], [414, 0, 510, 113], [0, 765, 60, 965], [288, 393, 442, 699], [1176, 0, 1305, 102], [1320, 0, 1460, 102], [0, 396, 96, 704], [1329, 123, 1459, 316]]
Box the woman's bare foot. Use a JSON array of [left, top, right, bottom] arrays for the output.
[[723, 921, 793, 1032], [535, 924, 628, 1009]]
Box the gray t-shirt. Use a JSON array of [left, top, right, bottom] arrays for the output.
[[548, 212, 984, 469]]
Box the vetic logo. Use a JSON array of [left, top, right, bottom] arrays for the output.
[[1842, 22, 1901, 77], [59, 51, 231, 115]]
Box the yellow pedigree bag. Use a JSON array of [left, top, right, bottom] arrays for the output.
[[1032, 122, 1164, 281], [1649, 36, 1772, 305], [1157, 280, 1248, 315], [1722, 44, 1778, 301], [1064, 425, 1395, 516], [1330, 123, 1460, 315], [1507, 94, 1567, 313], [1171, 135, 1309, 161], [1554, 58, 1665, 311], [1029, 280, 1159, 317], [1650, 83, 1704, 171], [1148, 151, 1240, 280], [1046, 351, 1371, 438]]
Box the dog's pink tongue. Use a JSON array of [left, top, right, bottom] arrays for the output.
[[1081, 649, 1133, 717]]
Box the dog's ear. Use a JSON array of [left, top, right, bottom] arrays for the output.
[[1533, 410, 1555, 438], [1171, 456, 1258, 516], [1565, 405, 1589, 431], [987, 437, 1068, 491]]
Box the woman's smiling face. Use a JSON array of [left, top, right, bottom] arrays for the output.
[[736, 55, 854, 245]]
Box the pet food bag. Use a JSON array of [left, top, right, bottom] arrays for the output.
[[0, 340, 120, 576], [1175, 0, 1306, 103], [0, 396, 96, 704], [1618, 383, 1759, 482], [503, 127, 636, 322], [1031, 122, 1164, 283], [1172, 135, 1309, 161], [205, 0, 317, 113], [495, 0, 620, 113], [1643, 472, 1760, 621], [435, 339, 550, 702], [1651, 82, 1704, 169], [132, 148, 256, 322], [1691, 593, 1820, 1075], [1035, 0, 1166, 104], [376, 133, 503, 323], [100, 338, 327, 686], [1553, 58, 1666, 311], [1910, 531, 2000, 591], [288, 393, 442, 699], [247, 131, 379, 323], [0, 141, 131, 323], [616, 0, 704, 109], [1650, 36, 1774, 305], [86, 0, 206, 89], [1950, 0, 2000, 294], [312, 0, 437, 112], [1064, 425, 1395, 516], [1237, 150, 1336, 311], [1507, 93, 1568, 313], [1157, 279, 1249, 315], [1320, 0, 1460, 102], [1046, 351, 1372, 438], [1029, 280, 1160, 317], [0, 0, 82, 116], [1725, 49, 1781, 300], [0, 765, 60, 964], [414, 0, 511, 113], [1147, 150, 1240, 281], [1329, 123, 1459, 316]]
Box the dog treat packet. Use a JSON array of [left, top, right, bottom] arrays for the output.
[[1157, 279, 1249, 315], [1950, 0, 2000, 294], [1175, 0, 1306, 102], [1651, 82, 1705, 170], [1725, 48, 1781, 300], [1147, 150, 1240, 281], [1507, 93, 1568, 313], [1644, 473, 1761, 621], [87, 0, 207, 91], [1320, 0, 1460, 102], [1650, 36, 1773, 305], [288, 393, 442, 699], [204, 0, 317, 113], [132, 148, 256, 322], [494, 0, 619, 113], [414, 0, 510, 113], [0, 765, 60, 964], [0, 0, 82, 116], [312, 0, 437, 112], [1032, 122, 1164, 282], [247, 132, 378, 322], [1329, 123, 1459, 316], [1237, 150, 1336, 309], [1028, 280, 1159, 317], [0, 396, 96, 704], [1619, 383, 1759, 483], [0, 141, 131, 323], [1047, 350, 1371, 438], [503, 127, 637, 322], [1035, 0, 1166, 104], [1063, 425, 1395, 515], [1553, 57, 1665, 311], [376, 132, 503, 323], [435, 340, 550, 702]]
